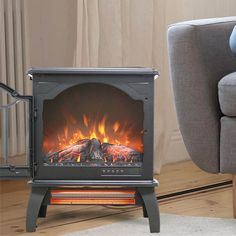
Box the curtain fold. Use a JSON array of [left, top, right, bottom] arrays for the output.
[[74, 0, 174, 173], [0, 0, 29, 159]]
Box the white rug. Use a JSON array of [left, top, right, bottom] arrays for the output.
[[63, 214, 236, 236]]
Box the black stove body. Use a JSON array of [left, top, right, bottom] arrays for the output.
[[0, 68, 160, 233]]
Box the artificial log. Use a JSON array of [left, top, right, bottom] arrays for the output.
[[102, 143, 142, 163], [47, 139, 91, 164], [89, 138, 104, 161], [45, 138, 142, 165]]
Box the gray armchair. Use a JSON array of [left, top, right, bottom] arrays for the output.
[[167, 17, 236, 216]]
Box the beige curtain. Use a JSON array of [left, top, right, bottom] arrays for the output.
[[0, 0, 29, 159], [74, 0, 175, 173]]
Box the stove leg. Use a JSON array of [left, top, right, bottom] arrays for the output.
[[26, 187, 48, 232], [138, 187, 160, 233], [142, 204, 148, 218], [38, 204, 47, 218]]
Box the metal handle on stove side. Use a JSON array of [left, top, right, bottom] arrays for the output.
[[0, 82, 32, 102], [0, 82, 20, 98]]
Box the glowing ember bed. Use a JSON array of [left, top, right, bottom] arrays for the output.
[[0, 68, 160, 233]]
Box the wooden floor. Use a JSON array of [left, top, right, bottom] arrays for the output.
[[0, 161, 233, 236]]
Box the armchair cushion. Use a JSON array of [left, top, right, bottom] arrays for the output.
[[218, 72, 236, 116]]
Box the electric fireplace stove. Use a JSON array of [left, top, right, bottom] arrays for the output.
[[0, 68, 160, 233]]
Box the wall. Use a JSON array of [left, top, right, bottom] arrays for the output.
[[26, 0, 77, 67]]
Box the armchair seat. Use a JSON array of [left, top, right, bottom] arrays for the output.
[[221, 116, 236, 173], [219, 72, 236, 116]]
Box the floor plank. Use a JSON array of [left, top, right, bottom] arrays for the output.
[[0, 187, 233, 236], [156, 161, 232, 195], [0, 160, 234, 236], [160, 188, 233, 218]]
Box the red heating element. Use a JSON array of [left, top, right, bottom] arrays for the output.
[[50, 189, 137, 205]]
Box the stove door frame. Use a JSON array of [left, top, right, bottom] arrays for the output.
[[33, 72, 155, 181], [0, 83, 33, 179]]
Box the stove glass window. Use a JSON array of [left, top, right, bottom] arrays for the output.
[[43, 83, 144, 167]]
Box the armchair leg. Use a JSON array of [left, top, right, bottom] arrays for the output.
[[233, 174, 236, 218]]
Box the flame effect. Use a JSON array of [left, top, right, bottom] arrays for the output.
[[43, 114, 143, 154]]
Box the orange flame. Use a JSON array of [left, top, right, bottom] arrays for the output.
[[43, 114, 143, 154], [98, 116, 106, 135], [83, 114, 89, 127], [113, 121, 120, 132]]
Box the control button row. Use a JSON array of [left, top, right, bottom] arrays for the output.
[[101, 169, 125, 174]]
